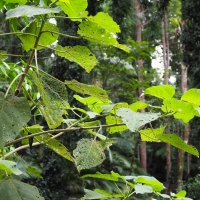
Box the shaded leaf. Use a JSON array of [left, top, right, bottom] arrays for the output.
[[0, 92, 31, 147], [80, 189, 107, 200], [30, 71, 68, 129], [4, 0, 27, 4], [6, 5, 61, 19], [0, 160, 22, 175], [134, 184, 153, 194], [181, 88, 200, 106], [26, 166, 43, 179], [66, 80, 109, 102], [73, 138, 105, 172], [0, 177, 44, 199], [145, 85, 175, 99], [55, 45, 97, 73], [117, 108, 160, 132]]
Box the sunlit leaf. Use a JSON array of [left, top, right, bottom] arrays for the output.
[[134, 184, 153, 194], [4, 0, 27, 4], [145, 85, 175, 99], [55, 45, 97, 73], [129, 101, 148, 112], [6, 5, 61, 19], [73, 138, 105, 172], [181, 88, 200, 106], [117, 108, 160, 132], [0, 92, 31, 147], [0, 160, 22, 175], [0, 177, 44, 199], [66, 80, 109, 102]]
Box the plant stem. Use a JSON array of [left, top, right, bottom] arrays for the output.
[[41, 30, 81, 39], [0, 32, 37, 37]]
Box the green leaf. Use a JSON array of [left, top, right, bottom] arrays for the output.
[[0, 177, 44, 200], [26, 166, 43, 179], [0, 160, 22, 175], [18, 21, 59, 52], [175, 190, 186, 198], [65, 80, 109, 102], [30, 71, 68, 129], [181, 88, 200, 106], [0, 92, 31, 147], [55, 45, 97, 73], [81, 171, 122, 181], [43, 137, 74, 162], [159, 134, 199, 157], [81, 189, 107, 200], [134, 176, 165, 192], [162, 98, 196, 123], [117, 108, 160, 132], [139, 126, 165, 142], [106, 116, 128, 134], [6, 5, 61, 19], [4, 0, 27, 4], [56, 0, 88, 22], [145, 85, 175, 99], [129, 101, 148, 112], [134, 184, 153, 194], [78, 21, 130, 52], [0, 50, 8, 63], [87, 12, 120, 33], [73, 138, 106, 172]]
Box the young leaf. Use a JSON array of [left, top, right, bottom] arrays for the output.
[[0, 92, 31, 147], [73, 138, 106, 172], [181, 88, 200, 106], [30, 71, 68, 129], [0, 160, 22, 175], [145, 85, 175, 99], [56, 0, 88, 22], [159, 134, 199, 157], [6, 5, 61, 19], [65, 80, 109, 102], [55, 45, 97, 73], [0, 177, 44, 200], [78, 21, 130, 53], [117, 108, 160, 132]]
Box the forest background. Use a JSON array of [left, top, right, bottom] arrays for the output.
[[0, 0, 200, 199]]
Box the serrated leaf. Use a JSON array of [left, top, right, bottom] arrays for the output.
[[55, 45, 97, 73], [43, 137, 74, 162], [135, 176, 165, 192], [117, 108, 160, 132], [18, 21, 59, 52], [0, 177, 44, 200], [66, 80, 109, 102], [6, 5, 61, 19], [106, 116, 127, 134], [30, 71, 68, 129], [0, 160, 22, 175], [56, 0, 88, 22], [87, 12, 120, 33], [159, 134, 199, 157], [145, 85, 175, 99], [0, 92, 31, 147], [139, 126, 165, 142], [134, 184, 153, 194], [4, 0, 27, 4], [73, 138, 105, 172], [129, 101, 148, 112], [162, 98, 196, 123], [78, 21, 130, 52], [181, 88, 200, 106]]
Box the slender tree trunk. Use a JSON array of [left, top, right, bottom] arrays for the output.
[[134, 0, 146, 171]]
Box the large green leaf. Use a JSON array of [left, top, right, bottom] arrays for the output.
[[145, 85, 175, 99], [55, 45, 97, 73], [43, 136, 74, 162], [117, 108, 160, 132], [78, 21, 130, 52], [0, 92, 31, 147], [0, 177, 44, 200], [159, 134, 199, 157], [0, 160, 22, 175], [56, 0, 88, 22], [6, 5, 61, 19], [65, 80, 109, 102], [18, 21, 59, 52], [73, 138, 106, 172], [87, 12, 120, 34], [4, 0, 27, 4], [30, 71, 68, 129], [162, 98, 196, 123], [181, 88, 200, 106], [134, 184, 153, 194]]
